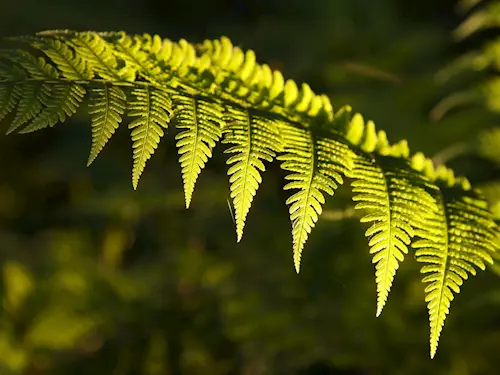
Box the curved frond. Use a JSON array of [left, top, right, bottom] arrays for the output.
[[0, 30, 497, 358]]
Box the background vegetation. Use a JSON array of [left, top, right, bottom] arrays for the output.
[[0, 0, 499, 374]]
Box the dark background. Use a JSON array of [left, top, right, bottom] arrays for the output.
[[1, 1, 499, 374]]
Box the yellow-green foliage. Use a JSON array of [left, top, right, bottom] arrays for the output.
[[0, 30, 498, 359]]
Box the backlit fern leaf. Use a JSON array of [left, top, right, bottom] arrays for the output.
[[173, 94, 223, 208], [351, 152, 436, 316], [4, 52, 59, 133], [128, 86, 171, 189], [31, 38, 92, 80], [223, 106, 282, 242], [414, 183, 497, 358], [19, 83, 85, 133], [87, 86, 127, 165], [345, 115, 438, 316], [279, 124, 353, 273], [69, 32, 135, 82]]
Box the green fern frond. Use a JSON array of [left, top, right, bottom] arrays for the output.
[[351, 153, 437, 317], [87, 85, 127, 165], [128, 86, 171, 189], [0, 85, 21, 123], [223, 106, 282, 242], [1, 52, 58, 133], [0, 30, 498, 358], [173, 94, 223, 208], [415, 185, 497, 358], [19, 83, 85, 134], [345, 114, 437, 316], [279, 123, 353, 273], [68, 32, 136, 82], [410, 158, 498, 358], [31, 38, 92, 80]]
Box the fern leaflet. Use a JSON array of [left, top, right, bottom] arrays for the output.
[[128, 86, 171, 189], [173, 94, 223, 208], [279, 124, 353, 272], [87, 86, 127, 165], [223, 107, 282, 242]]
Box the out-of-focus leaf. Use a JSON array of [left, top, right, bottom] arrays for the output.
[[25, 307, 100, 350], [2, 261, 33, 313]]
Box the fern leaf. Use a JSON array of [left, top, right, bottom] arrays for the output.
[[279, 125, 353, 273], [69, 32, 135, 81], [128, 86, 171, 189], [351, 153, 436, 316], [111, 33, 167, 84], [415, 186, 497, 358], [7, 83, 50, 134], [4, 52, 58, 133], [223, 107, 282, 242], [173, 94, 223, 208], [87, 85, 127, 165], [32, 38, 92, 80], [0, 85, 21, 123], [19, 83, 85, 134]]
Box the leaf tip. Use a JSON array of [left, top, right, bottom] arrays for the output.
[[184, 192, 192, 209], [430, 346, 437, 359], [293, 252, 302, 274], [236, 226, 243, 243]]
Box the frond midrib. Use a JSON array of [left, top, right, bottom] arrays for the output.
[[186, 96, 200, 201], [294, 130, 316, 272], [237, 109, 253, 242], [375, 154, 395, 317], [134, 85, 152, 189], [429, 189, 451, 359]]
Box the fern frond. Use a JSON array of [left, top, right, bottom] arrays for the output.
[[0, 85, 21, 123], [409, 158, 499, 358], [0, 31, 498, 358], [87, 86, 127, 165], [415, 185, 496, 358], [68, 32, 135, 82], [31, 38, 92, 80], [173, 94, 223, 208], [345, 114, 437, 316], [223, 106, 282, 242], [128, 86, 171, 189], [1, 52, 59, 133], [279, 123, 353, 273], [19, 83, 85, 134]]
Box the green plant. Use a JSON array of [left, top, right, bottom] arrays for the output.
[[0, 29, 498, 359]]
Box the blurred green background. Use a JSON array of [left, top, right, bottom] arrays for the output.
[[1, 0, 500, 374]]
